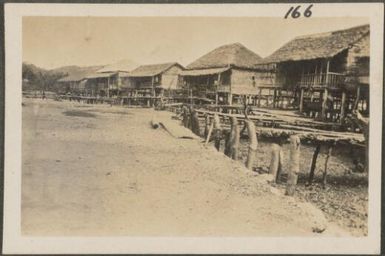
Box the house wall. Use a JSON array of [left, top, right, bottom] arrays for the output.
[[346, 33, 369, 78], [160, 65, 184, 90], [230, 68, 258, 95], [253, 71, 280, 88], [253, 63, 295, 89], [130, 77, 156, 88], [182, 74, 218, 97]]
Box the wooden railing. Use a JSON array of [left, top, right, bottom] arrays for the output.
[[300, 72, 345, 88], [217, 84, 231, 93]]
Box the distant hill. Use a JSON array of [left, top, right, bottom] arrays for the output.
[[54, 65, 103, 82], [53, 65, 103, 76], [22, 60, 140, 92], [96, 59, 139, 73], [22, 62, 103, 92]]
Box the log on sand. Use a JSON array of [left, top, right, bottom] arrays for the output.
[[151, 112, 160, 129]]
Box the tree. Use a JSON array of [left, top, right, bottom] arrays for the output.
[[22, 62, 66, 92]]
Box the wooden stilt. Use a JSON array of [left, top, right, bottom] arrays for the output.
[[258, 88, 262, 107], [213, 114, 222, 151], [269, 143, 281, 182], [182, 106, 189, 128], [245, 120, 258, 170], [277, 148, 283, 183], [321, 88, 328, 120], [224, 130, 232, 157], [286, 135, 301, 196], [228, 93, 233, 106], [299, 88, 304, 113], [224, 116, 238, 158], [204, 114, 210, 139], [205, 121, 214, 145], [107, 77, 110, 98], [230, 116, 240, 160], [151, 76, 155, 107], [307, 144, 321, 185], [322, 143, 333, 189], [340, 90, 346, 124], [273, 89, 277, 108], [280, 89, 284, 108], [353, 85, 361, 111], [191, 110, 201, 136]]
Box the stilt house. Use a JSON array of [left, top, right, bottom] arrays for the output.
[[125, 62, 184, 98], [180, 43, 262, 105], [85, 60, 137, 97], [56, 66, 101, 95], [256, 24, 369, 121]]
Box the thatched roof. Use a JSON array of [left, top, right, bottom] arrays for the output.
[[186, 43, 262, 70], [180, 67, 230, 77], [129, 62, 184, 77], [57, 66, 101, 82], [97, 59, 139, 73], [86, 72, 116, 79], [261, 24, 369, 64], [57, 76, 80, 82]]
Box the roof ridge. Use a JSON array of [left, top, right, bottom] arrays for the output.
[[137, 62, 177, 67], [294, 23, 369, 40], [187, 42, 261, 69]]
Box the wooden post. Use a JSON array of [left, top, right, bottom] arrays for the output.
[[320, 59, 331, 119], [272, 89, 277, 108], [225, 116, 237, 158], [322, 143, 333, 189], [325, 59, 330, 87], [204, 114, 210, 139], [321, 88, 328, 120], [280, 89, 284, 108], [307, 144, 321, 185], [224, 129, 232, 157], [340, 90, 346, 124], [299, 88, 304, 113], [269, 143, 281, 182], [245, 120, 258, 170], [286, 135, 300, 196], [107, 76, 110, 98], [228, 93, 233, 106], [182, 106, 189, 128], [258, 87, 262, 107], [151, 76, 155, 107], [213, 114, 222, 151], [191, 110, 201, 136], [216, 72, 222, 106], [205, 121, 214, 145], [230, 116, 240, 160], [190, 88, 193, 106], [353, 85, 361, 111]]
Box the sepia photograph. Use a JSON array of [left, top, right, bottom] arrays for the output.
[[3, 3, 384, 254]]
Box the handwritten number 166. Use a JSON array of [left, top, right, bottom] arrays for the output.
[[284, 5, 313, 19]]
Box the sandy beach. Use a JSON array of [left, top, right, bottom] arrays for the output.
[[22, 98, 357, 236]]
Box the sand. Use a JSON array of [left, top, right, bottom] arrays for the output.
[[22, 98, 349, 236]]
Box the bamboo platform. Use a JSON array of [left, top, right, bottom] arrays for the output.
[[194, 109, 365, 145]]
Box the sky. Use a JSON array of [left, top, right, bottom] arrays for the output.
[[22, 16, 368, 70]]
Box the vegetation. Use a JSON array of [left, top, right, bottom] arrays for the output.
[[22, 62, 67, 92]]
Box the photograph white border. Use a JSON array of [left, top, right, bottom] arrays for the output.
[[3, 3, 384, 254]]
